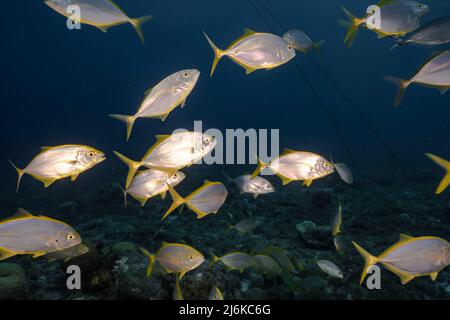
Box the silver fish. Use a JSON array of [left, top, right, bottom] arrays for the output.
[[317, 260, 344, 279], [225, 173, 274, 198], [212, 252, 254, 271], [204, 29, 296, 76], [252, 150, 339, 186], [163, 181, 228, 220], [252, 254, 283, 276], [0, 208, 81, 260], [44, 243, 89, 262], [283, 29, 324, 55], [394, 17, 450, 48], [122, 169, 185, 207], [354, 234, 450, 284], [45, 0, 153, 43], [10, 145, 105, 193], [110, 69, 201, 141], [342, 4, 420, 46], [114, 131, 216, 188], [385, 51, 450, 106]]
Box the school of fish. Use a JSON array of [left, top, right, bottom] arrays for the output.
[[3, 0, 450, 300]]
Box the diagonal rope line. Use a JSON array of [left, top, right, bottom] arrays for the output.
[[252, 0, 403, 170], [247, 0, 359, 169]]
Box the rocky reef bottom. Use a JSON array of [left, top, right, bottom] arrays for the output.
[[0, 168, 449, 300]]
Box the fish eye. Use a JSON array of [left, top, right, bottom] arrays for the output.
[[67, 233, 76, 240], [417, 4, 422, 8], [288, 45, 292, 50], [189, 255, 194, 260], [184, 72, 189, 77], [88, 151, 96, 157]]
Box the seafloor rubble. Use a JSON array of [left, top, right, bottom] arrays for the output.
[[0, 167, 449, 300]]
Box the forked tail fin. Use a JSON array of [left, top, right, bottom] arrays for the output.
[[9, 160, 24, 194], [109, 114, 137, 141], [113, 151, 142, 189], [384, 76, 411, 107], [203, 32, 225, 77], [130, 15, 154, 44], [352, 241, 379, 285]]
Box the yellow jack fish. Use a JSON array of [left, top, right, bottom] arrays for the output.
[[9, 145, 105, 193], [140, 242, 204, 280], [251, 149, 351, 186], [353, 234, 450, 285], [162, 181, 228, 220], [203, 29, 296, 77], [45, 0, 153, 44], [110, 69, 200, 141], [0, 208, 81, 260]]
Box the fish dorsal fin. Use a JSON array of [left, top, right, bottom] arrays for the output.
[[377, 0, 393, 7], [0, 208, 34, 224], [40, 146, 52, 152], [186, 181, 219, 201], [399, 233, 414, 241], [144, 86, 154, 96], [281, 148, 297, 156], [227, 29, 258, 50], [244, 28, 257, 35], [142, 135, 171, 160], [15, 208, 34, 218]]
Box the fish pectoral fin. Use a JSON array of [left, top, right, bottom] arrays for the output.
[[71, 174, 80, 182], [0, 247, 18, 260], [303, 180, 313, 187], [430, 272, 439, 281], [179, 271, 186, 280], [160, 191, 167, 200], [32, 251, 47, 259], [181, 99, 187, 108]]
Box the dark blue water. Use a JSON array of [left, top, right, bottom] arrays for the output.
[[0, 0, 449, 300]]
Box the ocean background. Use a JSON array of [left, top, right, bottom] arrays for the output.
[[0, 0, 449, 299]]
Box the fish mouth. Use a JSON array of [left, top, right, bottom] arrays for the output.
[[97, 156, 107, 164]]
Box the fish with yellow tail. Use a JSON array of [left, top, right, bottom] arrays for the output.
[[114, 131, 216, 189], [121, 169, 185, 207], [203, 29, 295, 77], [341, 2, 422, 47], [331, 197, 343, 237], [385, 51, 450, 106], [250, 149, 352, 187], [0, 208, 81, 260], [44, 0, 153, 44], [140, 242, 204, 280], [425, 153, 450, 194], [162, 181, 228, 220], [9, 145, 105, 193], [110, 69, 200, 141], [353, 234, 450, 285]]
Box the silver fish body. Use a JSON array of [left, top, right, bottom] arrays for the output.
[[232, 175, 274, 197], [396, 17, 450, 47]]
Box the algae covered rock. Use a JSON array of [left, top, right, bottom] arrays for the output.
[[0, 263, 27, 299], [296, 221, 332, 249]]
